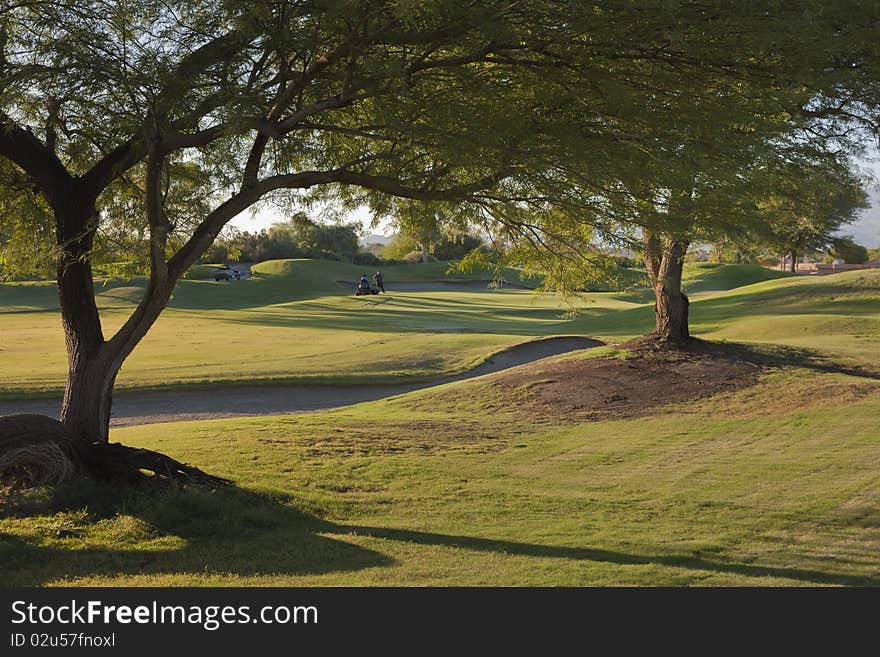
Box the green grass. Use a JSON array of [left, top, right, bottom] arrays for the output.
[[3, 365, 878, 586], [0, 259, 792, 397], [1, 262, 879, 585], [579, 269, 880, 369], [0, 259, 636, 396]]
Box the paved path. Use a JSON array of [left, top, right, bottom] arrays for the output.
[[0, 336, 600, 427]]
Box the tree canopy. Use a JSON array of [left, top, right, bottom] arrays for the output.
[[1, 0, 879, 455]]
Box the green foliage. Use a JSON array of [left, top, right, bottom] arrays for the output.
[[352, 251, 380, 267], [828, 236, 869, 264], [432, 233, 484, 260], [403, 250, 437, 263], [381, 234, 420, 260], [272, 213, 359, 260], [95, 261, 148, 279], [0, 162, 55, 280], [754, 159, 869, 262], [200, 214, 361, 263]]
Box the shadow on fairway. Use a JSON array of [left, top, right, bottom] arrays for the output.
[[0, 484, 390, 586], [691, 340, 880, 380], [4, 479, 876, 586], [329, 524, 880, 586]]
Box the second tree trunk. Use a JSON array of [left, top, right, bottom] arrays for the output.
[[643, 233, 690, 342]]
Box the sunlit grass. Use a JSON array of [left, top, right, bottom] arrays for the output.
[[2, 262, 878, 586]]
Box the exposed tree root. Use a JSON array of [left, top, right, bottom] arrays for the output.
[[0, 414, 230, 490], [80, 442, 231, 488]]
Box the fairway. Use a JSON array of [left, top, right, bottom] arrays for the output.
[[0, 259, 787, 397], [2, 263, 879, 586]]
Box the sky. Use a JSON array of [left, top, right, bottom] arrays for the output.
[[229, 152, 880, 249], [847, 150, 880, 248]]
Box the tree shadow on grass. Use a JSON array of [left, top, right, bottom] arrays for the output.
[[4, 479, 877, 586], [0, 483, 390, 586], [682, 339, 880, 381], [329, 524, 880, 586]]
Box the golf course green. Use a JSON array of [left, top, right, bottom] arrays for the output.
[[2, 260, 879, 586]]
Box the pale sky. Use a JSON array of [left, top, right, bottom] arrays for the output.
[[229, 153, 880, 249], [848, 151, 880, 247]]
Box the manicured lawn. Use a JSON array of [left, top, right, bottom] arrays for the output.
[[3, 365, 878, 586], [0, 259, 634, 396], [0, 259, 792, 396], [1, 262, 878, 586]]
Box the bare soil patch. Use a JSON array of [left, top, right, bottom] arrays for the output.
[[493, 339, 762, 421]]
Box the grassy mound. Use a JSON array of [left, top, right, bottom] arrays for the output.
[[615, 262, 793, 302]]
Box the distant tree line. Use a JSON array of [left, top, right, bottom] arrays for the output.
[[705, 234, 874, 269], [201, 212, 364, 265], [378, 231, 486, 264], [200, 212, 490, 268]]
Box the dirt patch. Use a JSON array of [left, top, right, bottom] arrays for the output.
[[492, 340, 762, 422]]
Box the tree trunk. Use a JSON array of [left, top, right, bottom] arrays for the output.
[[59, 350, 120, 443], [789, 250, 797, 272], [58, 272, 175, 444], [53, 194, 117, 442], [52, 152, 181, 443], [644, 232, 690, 343], [420, 242, 428, 264]]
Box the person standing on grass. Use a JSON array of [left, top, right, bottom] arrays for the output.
[[374, 270, 385, 293]]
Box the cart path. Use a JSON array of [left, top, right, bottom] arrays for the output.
[[0, 336, 601, 428]]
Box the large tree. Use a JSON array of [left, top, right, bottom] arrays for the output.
[[1, 1, 878, 479], [456, 2, 879, 342], [0, 0, 572, 452], [757, 160, 868, 272]]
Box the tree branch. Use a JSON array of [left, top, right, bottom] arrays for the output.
[[0, 112, 72, 201], [78, 138, 145, 199]]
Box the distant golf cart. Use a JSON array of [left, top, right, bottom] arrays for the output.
[[213, 265, 241, 282], [355, 276, 378, 295]]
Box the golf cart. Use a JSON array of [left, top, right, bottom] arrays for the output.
[[214, 265, 241, 281], [355, 276, 378, 295]]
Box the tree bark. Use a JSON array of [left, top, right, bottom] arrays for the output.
[[644, 231, 690, 343], [789, 249, 797, 272], [59, 350, 120, 444], [420, 242, 428, 264], [54, 192, 116, 442]]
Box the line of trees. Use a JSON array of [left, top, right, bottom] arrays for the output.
[[1, 1, 879, 479], [201, 212, 362, 265]]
